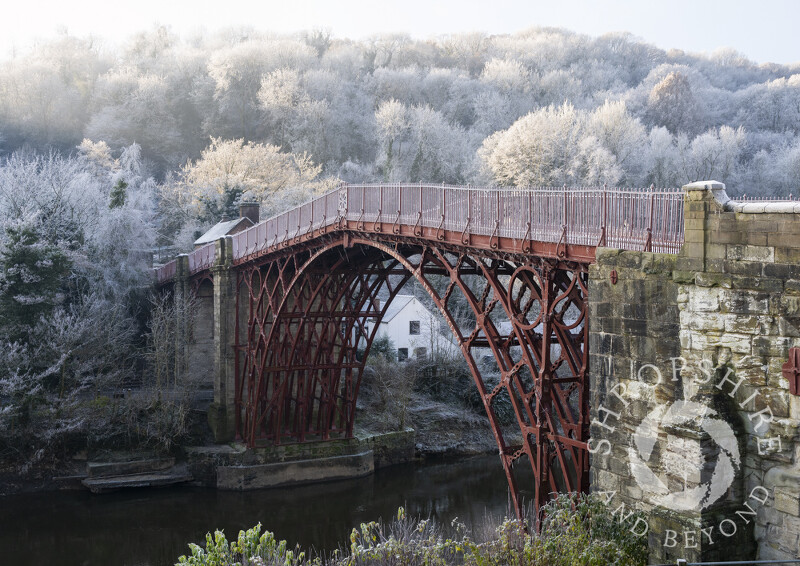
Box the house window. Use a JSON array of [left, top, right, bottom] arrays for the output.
[[409, 320, 420, 335], [397, 348, 409, 361]]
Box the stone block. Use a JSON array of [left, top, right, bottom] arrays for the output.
[[622, 302, 647, 319], [616, 252, 644, 269], [719, 290, 770, 315], [691, 331, 752, 354], [765, 523, 800, 558], [681, 241, 706, 258], [712, 231, 742, 244], [683, 311, 724, 332], [774, 488, 800, 517], [775, 247, 800, 263], [676, 256, 705, 272], [749, 220, 779, 233], [744, 232, 769, 246], [595, 316, 622, 335], [706, 258, 726, 273], [785, 280, 800, 295], [593, 301, 616, 318], [696, 272, 733, 288], [767, 262, 800, 282], [778, 295, 800, 317], [753, 336, 791, 359], [217, 450, 374, 489], [706, 243, 729, 259], [621, 318, 648, 336], [727, 244, 775, 262], [207, 402, 235, 443], [685, 217, 707, 230], [593, 469, 623, 493], [673, 271, 698, 285], [791, 396, 800, 421], [736, 385, 790, 419], [769, 232, 800, 248], [595, 247, 622, 263], [723, 260, 765, 277], [723, 314, 773, 335], [730, 363, 767, 387], [731, 276, 784, 293], [644, 253, 677, 274], [689, 287, 722, 312]]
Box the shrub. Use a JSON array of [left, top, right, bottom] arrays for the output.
[[175, 494, 648, 566]]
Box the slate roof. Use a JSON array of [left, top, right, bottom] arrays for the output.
[[193, 217, 253, 246]]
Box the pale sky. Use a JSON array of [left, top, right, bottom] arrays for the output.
[[2, 0, 798, 65]]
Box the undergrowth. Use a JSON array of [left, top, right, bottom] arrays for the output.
[[176, 492, 648, 566]]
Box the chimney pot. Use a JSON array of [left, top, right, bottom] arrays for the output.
[[239, 202, 260, 224]]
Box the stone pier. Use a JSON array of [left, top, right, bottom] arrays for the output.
[[590, 181, 800, 562]]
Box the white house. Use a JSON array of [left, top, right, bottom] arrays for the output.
[[366, 295, 459, 361]]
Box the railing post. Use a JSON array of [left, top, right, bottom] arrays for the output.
[[437, 186, 446, 240], [462, 187, 472, 245], [599, 184, 608, 247], [645, 184, 655, 252]]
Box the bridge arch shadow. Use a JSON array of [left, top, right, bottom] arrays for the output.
[[234, 235, 589, 516]]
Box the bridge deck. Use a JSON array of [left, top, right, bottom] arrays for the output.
[[156, 183, 686, 283]]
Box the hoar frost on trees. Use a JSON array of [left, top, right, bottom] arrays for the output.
[[478, 103, 612, 187], [1, 26, 800, 198], [0, 143, 157, 467], [162, 137, 329, 242]]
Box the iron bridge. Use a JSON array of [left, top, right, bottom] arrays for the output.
[[156, 183, 685, 517]]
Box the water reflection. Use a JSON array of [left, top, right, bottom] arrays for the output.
[[0, 455, 512, 566]]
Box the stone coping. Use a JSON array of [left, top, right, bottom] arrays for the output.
[[683, 180, 800, 214]]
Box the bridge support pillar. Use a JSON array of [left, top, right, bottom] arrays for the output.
[[174, 254, 190, 382], [208, 235, 238, 443], [590, 181, 800, 563]]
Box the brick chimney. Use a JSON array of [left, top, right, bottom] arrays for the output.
[[239, 202, 260, 224]]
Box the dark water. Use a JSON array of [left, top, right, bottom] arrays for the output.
[[0, 455, 518, 566]]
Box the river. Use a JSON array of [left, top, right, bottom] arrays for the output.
[[0, 454, 525, 566]]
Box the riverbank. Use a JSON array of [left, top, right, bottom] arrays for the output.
[[184, 429, 416, 490]]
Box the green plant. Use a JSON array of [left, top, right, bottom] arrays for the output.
[[176, 496, 647, 566], [177, 523, 316, 566], [527, 493, 648, 566]]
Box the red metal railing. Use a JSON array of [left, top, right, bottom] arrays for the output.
[[154, 259, 176, 283], [156, 183, 687, 284], [188, 243, 215, 273]]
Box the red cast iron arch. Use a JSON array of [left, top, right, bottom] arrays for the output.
[[235, 234, 589, 518]]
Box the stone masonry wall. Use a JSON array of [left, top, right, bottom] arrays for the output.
[[590, 181, 800, 563]]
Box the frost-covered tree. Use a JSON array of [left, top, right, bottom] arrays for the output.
[[643, 127, 681, 187], [407, 105, 470, 183], [586, 100, 647, 183], [0, 144, 157, 468], [0, 26, 798, 196], [678, 125, 746, 184], [375, 99, 411, 181], [646, 71, 700, 135], [0, 218, 71, 342], [478, 103, 617, 186], [173, 137, 324, 224]]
